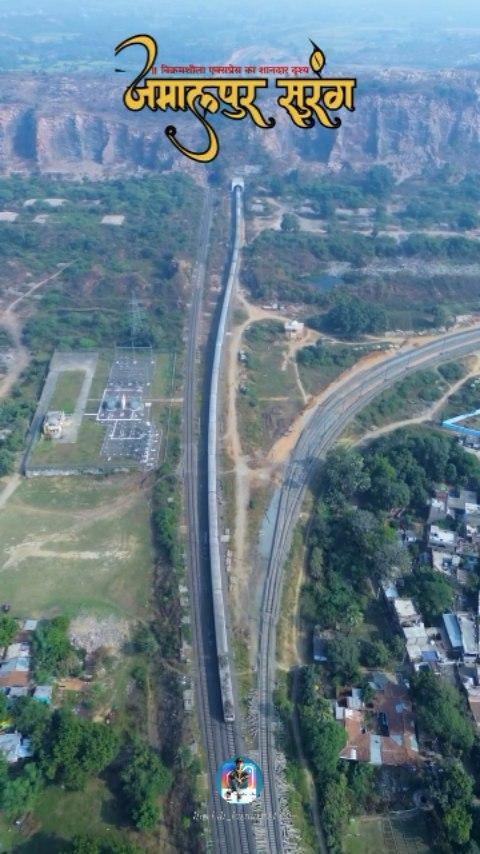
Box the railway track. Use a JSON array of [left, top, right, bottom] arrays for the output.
[[183, 187, 255, 853], [257, 323, 480, 852]]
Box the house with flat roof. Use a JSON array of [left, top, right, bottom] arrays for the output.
[[429, 525, 456, 550], [393, 598, 422, 628], [33, 685, 52, 705], [0, 732, 32, 763]]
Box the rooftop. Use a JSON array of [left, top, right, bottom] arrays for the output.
[[338, 680, 420, 767]]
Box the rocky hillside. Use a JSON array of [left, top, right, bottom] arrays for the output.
[[0, 71, 479, 178]]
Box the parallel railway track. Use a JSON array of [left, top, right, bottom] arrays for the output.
[[257, 323, 480, 852], [183, 187, 255, 853]]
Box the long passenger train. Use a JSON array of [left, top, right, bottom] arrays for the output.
[[208, 180, 243, 724]]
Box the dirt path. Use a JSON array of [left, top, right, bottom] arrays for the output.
[[353, 359, 480, 446], [223, 286, 480, 611], [0, 474, 21, 509]]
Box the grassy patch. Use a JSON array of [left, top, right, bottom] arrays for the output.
[[4, 776, 164, 853], [285, 761, 318, 853], [0, 474, 153, 618], [29, 416, 106, 468], [233, 633, 253, 720], [48, 370, 86, 414], [345, 813, 433, 854], [297, 342, 376, 397], [277, 526, 305, 668], [351, 367, 456, 435], [237, 320, 303, 457], [87, 350, 113, 401], [150, 351, 181, 398]]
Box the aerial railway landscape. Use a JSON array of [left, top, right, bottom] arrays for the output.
[[184, 179, 480, 853], [3, 4, 480, 851]]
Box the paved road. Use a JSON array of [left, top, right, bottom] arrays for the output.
[[183, 189, 256, 854], [257, 324, 480, 852]]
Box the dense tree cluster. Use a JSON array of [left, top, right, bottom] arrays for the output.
[[309, 295, 388, 338], [120, 740, 172, 831], [152, 462, 182, 568], [0, 615, 17, 647], [411, 670, 475, 755], [403, 566, 454, 622], [32, 616, 81, 682], [362, 428, 480, 513], [428, 761, 474, 847]]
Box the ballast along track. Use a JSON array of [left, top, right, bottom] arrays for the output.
[[258, 325, 480, 853], [183, 185, 255, 854]]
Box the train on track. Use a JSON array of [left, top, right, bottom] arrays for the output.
[[208, 180, 244, 724]]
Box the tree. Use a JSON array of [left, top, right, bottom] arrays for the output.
[[71, 839, 101, 854], [280, 213, 300, 232], [309, 546, 324, 580], [428, 760, 474, 847], [132, 624, 157, 655], [121, 740, 172, 830], [360, 639, 390, 668], [323, 774, 351, 852], [412, 670, 474, 754], [328, 637, 360, 685], [0, 762, 42, 820], [404, 567, 454, 623], [320, 448, 370, 507], [322, 295, 387, 338], [0, 615, 17, 647], [13, 696, 50, 751], [41, 709, 119, 789], [363, 166, 395, 199], [444, 805, 472, 847], [32, 616, 80, 681], [346, 763, 378, 812], [0, 692, 7, 722]]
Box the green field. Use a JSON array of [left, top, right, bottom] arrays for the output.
[[237, 320, 303, 457], [0, 775, 165, 853], [29, 416, 106, 468], [0, 474, 153, 619], [297, 343, 377, 397], [48, 370, 86, 414], [345, 813, 433, 854]]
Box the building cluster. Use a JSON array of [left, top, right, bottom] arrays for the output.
[[0, 619, 52, 764], [427, 487, 480, 567], [317, 485, 480, 768]]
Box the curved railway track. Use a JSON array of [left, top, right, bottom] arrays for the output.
[[258, 324, 480, 852]]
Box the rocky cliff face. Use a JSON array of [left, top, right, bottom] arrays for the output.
[[0, 71, 479, 178]]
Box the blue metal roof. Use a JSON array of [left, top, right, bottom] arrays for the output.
[[443, 613, 462, 649]]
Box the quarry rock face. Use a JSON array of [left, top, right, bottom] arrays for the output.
[[0, 71, 479, 178]]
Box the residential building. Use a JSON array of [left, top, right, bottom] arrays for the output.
[[443, 612, 479, 662], [337, 680, 421, 767], [428, 525, 456, 550], [0, 732, 32, 763], [393, 598, 423, 628], [0, 657, 29, 689], [33, 685, 52, 704], [284, 320, 304, 339]]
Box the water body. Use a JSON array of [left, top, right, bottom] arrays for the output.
[[308, 273, 344, 291]]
